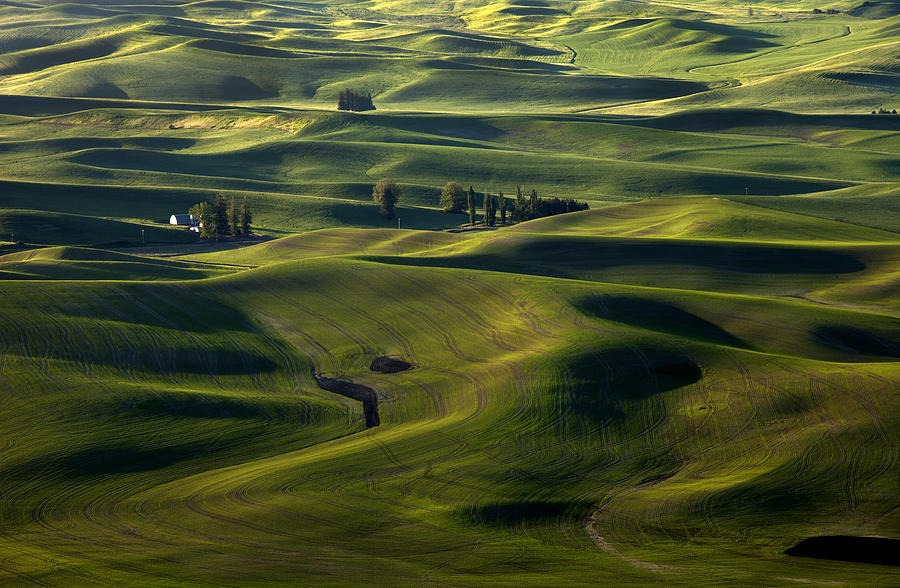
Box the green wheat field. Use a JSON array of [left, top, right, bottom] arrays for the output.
[[0, 0, 898, 584]]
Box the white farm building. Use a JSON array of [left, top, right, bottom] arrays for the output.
[[169, 214, 201, 232]]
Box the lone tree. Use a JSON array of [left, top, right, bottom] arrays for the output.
[[440, 181, 467, 213], [338, 89, 375, 112], [214, 193, 229, 240], [228, 197, 240, 237], [373, 178, 401, 218], [189, 201, 215, 239], [240, 196, 252, 236], [467, 185, 476, 225], [498, 191, 507, 225]]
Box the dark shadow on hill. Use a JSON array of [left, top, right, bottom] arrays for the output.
[[81, 81, 130, 100], [215, 76, 277, 101], [460, 500, 593, 528], [571, 347, 702, 401], [606, 18, 778, 53], [129, 393, 269, 419], [813, 325, 900, 359], [386, 70, 708, 106], [120, 391, 320, 422], [0, 209, 197, 247], [55, 285, 257, 334], [190, 39, 306, 58], [635, 108, 900, 132], [823, 72, 900, 93], [128, 347, 279, 375], [848, 0, 900, 18], [785, 536, 900, 566], [58, 443, 207, 475], [701, 461, 823, 527], [499, 6, 567, 16], [362, 115, 506, 143], [423, 57, 573, 73], [250, 20, 326, 29], [562, 346, 701, 427], [574, 295, 751, 349], [363, 238, 866, 277], [0, 95, 232, 117], [7, 343, 280, 375], [0, 261, 213, 281]]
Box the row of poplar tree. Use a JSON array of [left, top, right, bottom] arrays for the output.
[[189, 194, 253, 239], [439, 182, 588, 225]]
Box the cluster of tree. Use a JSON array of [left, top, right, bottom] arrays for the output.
[[514, 186, 590, 221], [371, 180, 588, 227], [811, 7, 840, 13], [373, 178, 401, 219], [189, 194, 252, 239], [338, 89, 375, 112], [871, 107, 898, 115], [441, 183, 506, 226], [440, 182, 587, 225]]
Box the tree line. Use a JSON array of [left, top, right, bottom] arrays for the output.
[[372, 178, 588, 225], [189, 194, 252, 239], [440, 181, 588, 225]]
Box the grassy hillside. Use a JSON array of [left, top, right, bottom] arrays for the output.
[[0, 204, 898, 584], [0, 106, 896, 241], [504, 196, 900, 240], [0, 0, 897, 584], [0, 0, 896, 240], [0, 245, 236, 280]]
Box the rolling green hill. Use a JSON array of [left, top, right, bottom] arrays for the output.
[[1, 206, 898, 584], [0, 245, 235, 280], [0, 0, 897, 584], [0, 0, 896, 239]]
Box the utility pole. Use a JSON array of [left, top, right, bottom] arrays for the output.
[[141, 229, 145, 244], [397, 217, 401, 230]]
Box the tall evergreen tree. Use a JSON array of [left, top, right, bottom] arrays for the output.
[[514, 185, 527, 222], [529, 189, 538, 219], [483, 191, 490, 225], [488, 195, 497, 227], [499, 191, 507, 225], [214, 193, 229, 240], [467, 185, 476, 225], [240, 196, 252, 237], [228, 197, 240, 237]]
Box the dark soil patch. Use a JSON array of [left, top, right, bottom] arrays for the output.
[[369, 356, 411, 373], [785, 536, 900, 566], [314, 374, 380, 428]]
